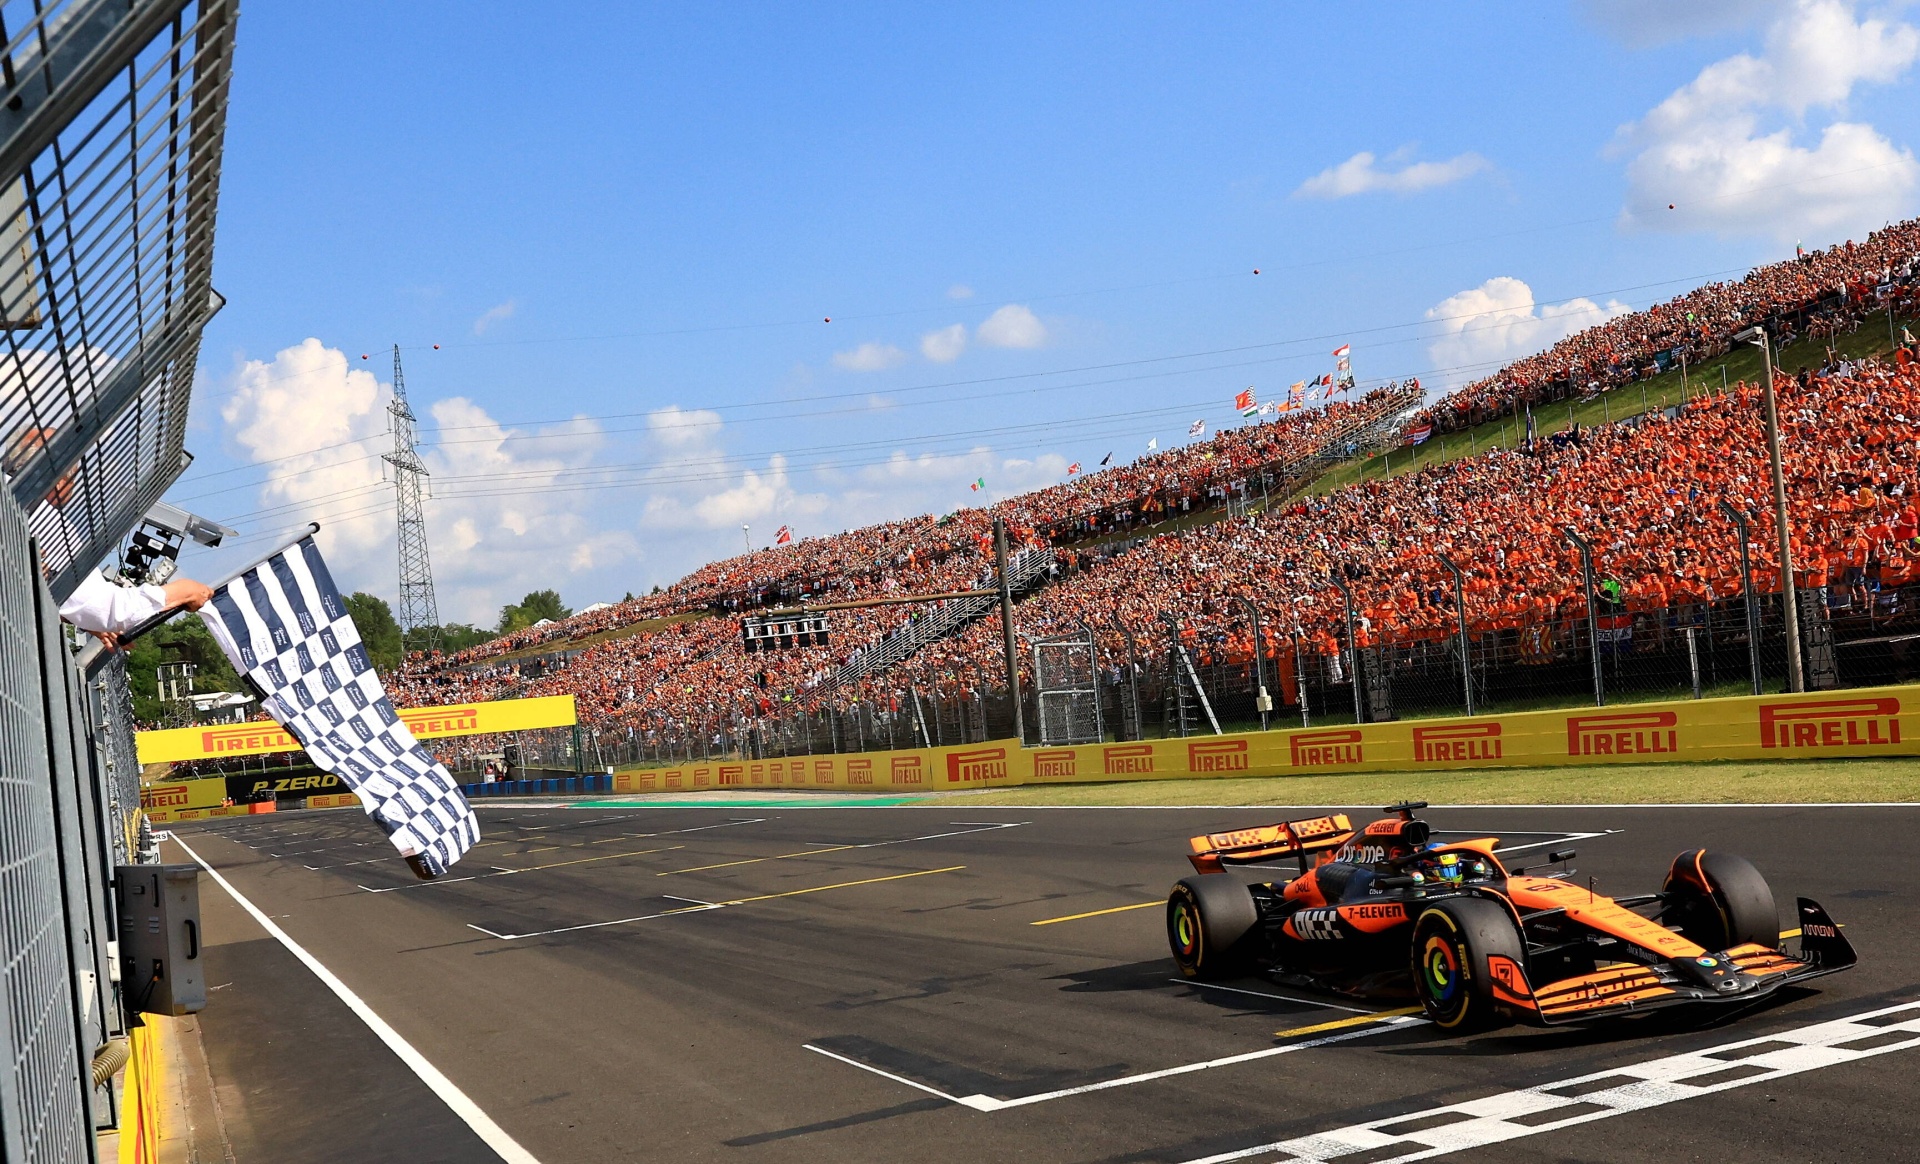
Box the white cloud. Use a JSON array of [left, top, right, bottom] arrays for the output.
[[646, 404, 722, 447], [1615, 0, 1920, 241], [947, 284, 974, 300], [216, 338, 631, 624], [976, 304, 1047, 349], [1424, 278, 1632, 383], [471, 298, 516, 336], [831, 341, 908, 372], [920, 323, 967, 363], [1583, 0, 1781, 47], [1294, 149, 1491, 199]]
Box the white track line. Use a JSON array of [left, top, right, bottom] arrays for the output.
[[1176, 1000, 1920, 1163], [807, 1015, 1424, 1112], [175, 837, 543, 1164], [1174, 980, 1378, 1016]]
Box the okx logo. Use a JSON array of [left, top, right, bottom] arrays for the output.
[[1759, 696, 1901, 749]]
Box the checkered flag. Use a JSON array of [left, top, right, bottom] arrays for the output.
[[196, 535, 479, 877]]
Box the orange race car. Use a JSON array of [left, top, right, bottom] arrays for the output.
[[1167, 802, 1856, 1030]]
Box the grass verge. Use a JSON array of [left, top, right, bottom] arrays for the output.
[[929, 756, 1920, 806]]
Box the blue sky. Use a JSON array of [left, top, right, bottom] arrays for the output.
[[174, 1, 1920, 624]]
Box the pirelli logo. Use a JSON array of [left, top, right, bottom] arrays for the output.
[[719, 765, 744, 786], [199, 724, 298, 755], [891, 756, 924, 785], [1032, 749, 1077, 778], [692, 767, 711, 788], [662, 769, 683, 789], [1188, 739, 1249, 773], [1290, 728, 1362, 767], [946, 747, 1007, 783], [1104, 744, 1155, 775], [1567, 710, 1677, 757], [398, 708, 480, 736], [747, 763, 765, 785], [139, 784, 193, 808], [814, 759, 834, 785], [847, 758, 873, 785], [1412, 722, 1503, 763], [1759, 696, 1902, 749]]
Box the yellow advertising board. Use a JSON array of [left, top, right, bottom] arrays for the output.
[[610, 683, 1919, 793], [134, 694, 577, 765]]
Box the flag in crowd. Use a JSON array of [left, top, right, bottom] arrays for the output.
[[1188, 419, 1205, 436], [1286, 381, 1306, 410], [1905, 326, 1916, 345], [1403, 423, 1433, 446], [1259, 399, 1280, 415], [1067, 462, 1081, 475], [197, 535, 479, 877], [1147, 437, 1158, 450], [1330, 343, 1350, 358], [1099, 451, 1113, 466], [1235, 387, 1257, 417], [775, 524, 793, 545], [1524, 403, 1537, 449], [970, 477, 985, 491]]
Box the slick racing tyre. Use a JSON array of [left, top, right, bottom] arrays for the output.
[[1410, 898, 1526, 1033], [1662, 850, 1779, 952], [1168, 876, 1258, 980]]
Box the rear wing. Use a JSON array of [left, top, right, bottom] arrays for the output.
[[1188, 814, 1354, 874]]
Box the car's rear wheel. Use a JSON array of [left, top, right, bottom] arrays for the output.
[[1410, 897, 1525, 1032], [1662, 850, 1779, 952], [1168, 876, 1258, 980]]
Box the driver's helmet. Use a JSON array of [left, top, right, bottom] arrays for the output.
[[1423, 845, 1465, 884]]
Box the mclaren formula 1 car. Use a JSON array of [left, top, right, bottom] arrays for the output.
[[1166, 802, 1856, 1030]]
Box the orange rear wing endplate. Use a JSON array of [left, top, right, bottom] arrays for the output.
[[1188, 814, 1354, 873]]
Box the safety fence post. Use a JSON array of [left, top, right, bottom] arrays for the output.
[[1564, 528, 1605, 707]]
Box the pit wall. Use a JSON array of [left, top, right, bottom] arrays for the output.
[[146, 685, 1920, 814]]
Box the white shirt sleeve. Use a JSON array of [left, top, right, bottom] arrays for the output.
[[57, 571, 170, 634]]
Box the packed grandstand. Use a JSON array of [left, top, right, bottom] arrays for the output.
[[385, 219, 1920, 768]]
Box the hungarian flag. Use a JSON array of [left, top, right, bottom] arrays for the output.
[[1235, 387, 1257, 416], [1188, 419, 1205, 436], [1067, 462, 1081, 475], [1331, 343, 1350, 359], [970, 477, 985, 491], [1402, 423, 1433, 446], [775, 525, 793, 545]]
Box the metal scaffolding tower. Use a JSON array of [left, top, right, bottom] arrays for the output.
[[385, 344, 441, 653]]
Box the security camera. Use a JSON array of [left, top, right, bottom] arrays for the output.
[[118, 501, 238, 586]]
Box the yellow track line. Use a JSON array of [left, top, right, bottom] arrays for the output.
[[659, 845, 859, 876], [1276, 1007, 1422, 1039], [1031, 901, 1160, 926], [716, 865, 965, 907], [500, 845, 682, 873]]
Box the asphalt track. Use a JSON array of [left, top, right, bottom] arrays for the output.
[[166, 801, 1920, 1163]]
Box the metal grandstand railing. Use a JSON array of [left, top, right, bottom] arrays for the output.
[[822, 547, 1054, 691], [0, 2, 237, 1160]]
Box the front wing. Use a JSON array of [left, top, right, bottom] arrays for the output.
[[1497, 898, 1857, 1025]]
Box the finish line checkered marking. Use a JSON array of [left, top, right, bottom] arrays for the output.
[[1175, 1001, 1920, 1163]]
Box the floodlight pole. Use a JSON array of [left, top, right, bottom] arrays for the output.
[[1436, 553, 1474, 715], [1564, 528, 1604, 707], [1229, 594, 1270, 730], [1717, 499, 1764, 696], [993, 517, 1026, 745], [1736, 325, 1804, 692], [1330, 573, 1364, 724]]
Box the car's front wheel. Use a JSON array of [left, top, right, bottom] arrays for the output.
[[1410, 897, 1526, 1032]]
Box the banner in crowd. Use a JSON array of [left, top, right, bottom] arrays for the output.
[[193, 535, 479, 876], [596, 683, 1918, 795], [135, 693, 578, 764]]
